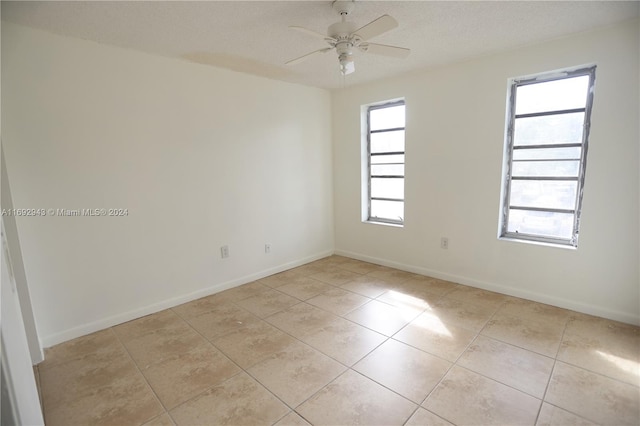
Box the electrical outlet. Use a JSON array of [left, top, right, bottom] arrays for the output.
[[265, 244, 271, 254], [221, 245, 229, 258], [440, 237, 449, 249]]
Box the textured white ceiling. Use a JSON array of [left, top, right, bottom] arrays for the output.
[[2, 1, 638, 90]]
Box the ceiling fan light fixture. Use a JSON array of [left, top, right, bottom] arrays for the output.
[[339, 53, 355, 75]]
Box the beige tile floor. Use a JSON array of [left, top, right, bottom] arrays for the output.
[[36, 255, 640, 426]]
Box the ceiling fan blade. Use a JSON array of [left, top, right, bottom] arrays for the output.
[[289, 26, 329, 40], [353, 15, 398, 41], [286, 48, 333, 66], [359, 42, 410, 58]]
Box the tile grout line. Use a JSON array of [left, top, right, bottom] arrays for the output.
[[117, 306, 274, 424], [535, 313, 582, 426], [224, 264, 424, 424], [555, 358, 640, 388], [262, 299, 390, 373], [542, 356, 640, 422], [243, 260, 356, 424], [226, 369, 295, 423], [474, 300, 569, 360], [107, 327, 170, 426], [258, 274, 400, 367], [167, 306, 296, 424], [457, 298, 557, 404], [170, 276, 381, 425], [553, 315, 640, 389], [400, 300, 497, 424], [289, 366, 354, 424], [414, 298, 513, 425], [220, 324, 416, 426], [253, 279, 435, 425]]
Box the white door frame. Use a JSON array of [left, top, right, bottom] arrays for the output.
[[1, 222, 45, 425]]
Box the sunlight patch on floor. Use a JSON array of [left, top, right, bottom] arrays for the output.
[[595, 350, 640, 380], [384, 290, 431, 313], [411, 311, 452, 338]]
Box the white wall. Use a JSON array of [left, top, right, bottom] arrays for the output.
[[333, 20, 639, 325], [1, 22, 333, 346]]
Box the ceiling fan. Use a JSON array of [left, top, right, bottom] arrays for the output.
[[286, 0, 410, 75]]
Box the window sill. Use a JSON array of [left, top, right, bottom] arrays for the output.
[[498, 236, 577, 250], [363, 220, 404, 228]]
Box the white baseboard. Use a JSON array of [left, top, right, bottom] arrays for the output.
[[334, 249, 640, 326], [41, 250, 333, 348], [42, 247, 638, 348]]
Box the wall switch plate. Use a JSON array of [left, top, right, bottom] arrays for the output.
[[265, 244, 271, 254], [221, 245, 229, 258], [440, 237, 449, 249]]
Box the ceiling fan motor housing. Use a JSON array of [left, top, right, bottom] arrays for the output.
[[328, 21, 357, 39], [328, 19, 357, 75]]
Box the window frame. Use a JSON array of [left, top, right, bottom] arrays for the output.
[[366, 100, 406, 226], [499, 65, 596, 248]]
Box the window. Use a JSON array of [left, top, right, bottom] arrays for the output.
[[500, 66, 596, 247], [366, 100, 405, 225]]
